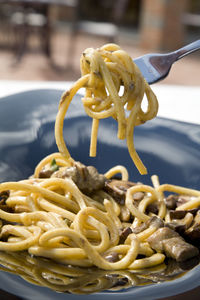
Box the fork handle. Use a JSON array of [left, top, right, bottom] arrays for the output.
[[173, 39, 200, 61]]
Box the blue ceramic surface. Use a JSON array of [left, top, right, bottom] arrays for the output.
[[0, 89, 200, 300]]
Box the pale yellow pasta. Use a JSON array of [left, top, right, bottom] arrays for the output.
[[55, 44, 158, 175], [125, 184, 157, 222], [2, 149, 200, 278], [34, 152, 71, 177], [1, 157, 199, 271], [128, 253, 165, 270], [151, 175, 166, 219], [104, 165, 129, 181], [0, 44, 200, 278], [176, 197, 200, 210]]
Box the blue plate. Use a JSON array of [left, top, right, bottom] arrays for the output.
[[0, 89, 200, 300]]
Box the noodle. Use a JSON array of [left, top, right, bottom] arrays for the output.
[[0, 44, 199, 286], [55, 44, 158, 175], [0, 158, 200, 272]]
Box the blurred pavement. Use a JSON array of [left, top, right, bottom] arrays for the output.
[[0, 29, 199, 86]]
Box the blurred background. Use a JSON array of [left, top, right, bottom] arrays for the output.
[[0, 0, 199, 85]]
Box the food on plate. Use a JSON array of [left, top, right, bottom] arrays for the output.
[[0, 44, 200, 294], [0, 158, 200, 272]]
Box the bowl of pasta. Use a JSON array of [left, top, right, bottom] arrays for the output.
[[0, 45, 200, 300]]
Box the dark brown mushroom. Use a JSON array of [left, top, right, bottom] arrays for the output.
[[147, 227, 199, 262], [164, 194, 197, 210], [119, 227, 133, 244], [39, 158, 59, 178], [52, 162, 106, 194], [185, 210, 200, 241], [166, 212, 193, 234], [104, 179, 144, 205], [176, 195, 195, 207], [120, 216, 164, 243], [165, 194, 178, 210], [131, 222, 148, 234], [39, 169, 55, 178], [147, 216, 164, 229], [163, 237, 199, 262], [146, 202, 158, 215], [169, 210, 195, 219], [0, 191, 12, 212], [104, 251, 119, 263], [0, 190, 10, 204]]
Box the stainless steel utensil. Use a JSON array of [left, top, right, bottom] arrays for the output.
[[134, 40, 200, 84]]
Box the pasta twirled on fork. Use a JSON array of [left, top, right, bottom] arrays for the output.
[[55, 44, 158, 175]]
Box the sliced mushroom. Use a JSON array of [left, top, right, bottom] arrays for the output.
[[39, 168, 55, 178], [165, 194, 178, 210], [119, 227, 133, 244], [130, 217, 164, 239], [131, 222, 148, 234], [185, 210, 200, 241], [39, 158, 59, 178], [147, 216, 164, 229], [169, 210, 196, 219], [176, 195, 196, 207], [146, 202, 158, 215], [52, 162, 106, 194], [147, 227, 199, 262], [0, 191, 12, 212], [164, 194, 197, 210], [163, 237, 199, 262], [0, 190, 10, 204], [104, 179, 144, 205], [104, 251, 119, 263], [147, 227, 182, 252], [166, 212, 193, 234]]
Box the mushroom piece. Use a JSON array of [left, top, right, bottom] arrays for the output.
[[120, 216, 164, 244], [0, 190, 10, 203], [104, 179, 144, 205], [39, 168, 55, 178], [147, 216, 164, 229], [176, 195, 196, 207], [119, 227, 133, 244], [169, 209, 197, 219], [52, 162, 106, 194], [131, 222, 148, 235], [0, 190, 12, 212], [164, 194, 197, 210], [185, 210, 200, 241], [165, 194, 178, 210], [104, 251, 119, 263], [166, 212, 194, 234], [132, 216, 164, 234], [163, 237, 199, 262], [39, 158, 60, 178], [147, 227, 199, 262], [146, 202, 159, 215]]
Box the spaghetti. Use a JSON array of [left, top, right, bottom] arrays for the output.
[[55, 44, 158, 175], [0, 155, 200, 271], [0, 44, 199, 281]]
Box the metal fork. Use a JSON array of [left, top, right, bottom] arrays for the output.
[[134, 40, 200, 84]]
